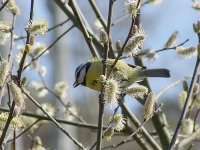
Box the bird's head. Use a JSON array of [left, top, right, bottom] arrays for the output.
[[73, 62, 91, 88]]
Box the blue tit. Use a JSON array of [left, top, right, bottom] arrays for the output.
[[73, 59, 170, 91]]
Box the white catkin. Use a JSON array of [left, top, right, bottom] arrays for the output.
[[9, 81, 25, 109], [144, 92, 156, 120]]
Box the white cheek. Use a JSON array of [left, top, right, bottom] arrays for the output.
[[78, 67, 86, 83]]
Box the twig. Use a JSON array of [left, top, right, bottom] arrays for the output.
[[0, 106, 108, 130], [54, 0, 105, 57], [39, 73, 86, 123], [89, 105, 120, 150], [7, 119, 40, 143], [193, 109, 200, 132], [111, 104, 163, 150], [155, 39, 189, 53], [17, 0, 34, 80], [48, 18, 70, 32], [156, 79, 183, 100], [0, 101, 15, 147], [14, 19, 71, 41], [0, 0, 9, 12], [0, 13, 16, 148], [168, 34, 200, 149], [88, 0, 106, 29], [176, 127, 200, 149], [23, 25, 75, 71], [13, 129, 16, 150], [119, 99, 162, 150], [68, 0, 100, 58], [22, 88, 86, 149], [96, 1, 115, 149]]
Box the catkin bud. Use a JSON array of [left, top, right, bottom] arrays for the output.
[[30, 36, 35, 46], [0, 59, 9, 87], [182, 80, 188, 92], [144, 51, 159, 62], [147, 0, 162, 4], [192, 1, 200, 10], [132, 25, 139, 35], [26, 18, 48, 35], [125, 0, 139, 16], [193, 20, 200, 33], [125, 85, 148, 98], [105, 78, 120, 108], [176, 46, 197, 58], [165, 31, 179, 48], [99, 75, 106, 83], [104, 126, 114, 141], [2, 0, 20, 15], [100, 29, 108, 43], [116, 40, 122, 52], [193, 83, 199, 96], [180, 118, 194, 135], [9, 81, 25, 109], [25, 44, 32, 54], [21, 76, 28, 86], [144, 92, 156, 121]]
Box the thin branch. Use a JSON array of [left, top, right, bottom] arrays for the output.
[[112, 104, 163, 150], [23, 25, 75, 71], [176, 127, 200, 149], [14, 19, 71, 41], [39, 73, 86, 123], [119, 100, 162, 150], [68, 0, 100, 58], [168, 35, 200, 149], [155, 39, 189, 53], [0, 106, 108, 130], [22, 88, 86, 149], [7, 119, 40, 143], [0, 0, 9, 12], [156, 79, 183, 100], [17, 0, 34, 79], [0, 102, 15, 147], [96, 0, 115, 149], [88, 0, 106, 30], [54, 0, 105, 57]]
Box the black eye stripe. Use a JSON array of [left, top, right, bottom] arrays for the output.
[[75, 64, 85, 78], [82, 62, 91, 86]]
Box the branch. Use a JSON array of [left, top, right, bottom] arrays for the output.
[[0, 0, 9, 12], [176, 127, 200, 149], [17, 0, 34, 79], [23, 25, 75, 71], [68, 0, 100, 58], [54, 0, 105, 57], [119, 100, 162, 150], [112, 104, 163, 150], [21, 88, 86, 149], [0, 106, 108, 130], [168, 34, 200, 149], [96, 1, 115, 149]]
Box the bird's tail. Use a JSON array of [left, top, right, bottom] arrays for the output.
[[141, 69, 170, 78]]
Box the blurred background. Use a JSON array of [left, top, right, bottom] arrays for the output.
[[0, 0, 200, 149]]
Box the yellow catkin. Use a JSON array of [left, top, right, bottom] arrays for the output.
[[144, 92, 156, 120], [165, 31, 179, 48], [9, 81, 25, 109], [176, 46, 197, 58], [0, 59, 9, 87]]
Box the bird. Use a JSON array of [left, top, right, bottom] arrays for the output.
[[73, 59, 170, 91]]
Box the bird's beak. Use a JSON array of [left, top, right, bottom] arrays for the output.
[[73, 80, 79, 88]]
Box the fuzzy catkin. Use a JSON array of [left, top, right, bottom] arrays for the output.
[[9, 81, 25, 109], [144, 92, 156, 120]]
